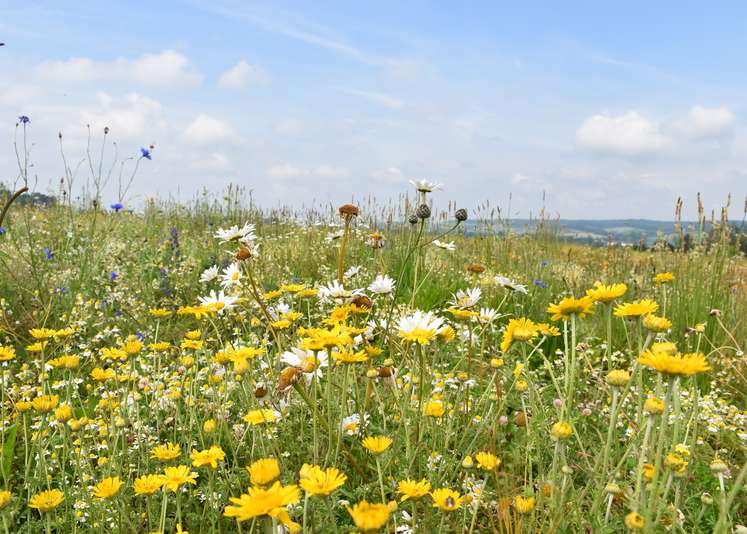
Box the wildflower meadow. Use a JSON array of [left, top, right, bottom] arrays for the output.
[[0, 123, 746, 533]]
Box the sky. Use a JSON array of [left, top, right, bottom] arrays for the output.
[[0, 0, 746, 219]]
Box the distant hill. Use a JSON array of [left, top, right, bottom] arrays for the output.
[[461, 218, 733, 246]]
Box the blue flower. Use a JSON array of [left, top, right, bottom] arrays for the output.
[[0, 227, 6, 235], [43, 247, 54, 260], [110, 203, 124, 212], [541, 260, 550, 267], [140, 147, 152, 160], [18, 115, 30, 124], [109, 271, 117, 282], [533, 279, 548, 289]]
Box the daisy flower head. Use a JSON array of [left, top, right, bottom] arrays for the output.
[[396, 310, 445, 345], [410, 179, 442, 193], [214, 223, 256, 244], [368, 274, 396, 295], [449, 287, 481, 309]]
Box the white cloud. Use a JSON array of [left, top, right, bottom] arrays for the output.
[[78, 92, 166, 139], [267, 163, 348, 180], [36, 50, 202, 87], [371, 167, 405, 184], [338, 88, 404, 109], [218, 60, 268, 89], [274, 118, 303, 135], [192, 152, 232, 172], [576, 111, 671, 156], [682, 106, 735, 139], [183, 114, 237, 145]]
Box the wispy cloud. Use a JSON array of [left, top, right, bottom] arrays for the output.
[[186, 0, 393, 66], [337, 87, 404, 109]]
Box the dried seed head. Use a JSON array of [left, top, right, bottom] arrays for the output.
[[455, 208, 468, 222], [254, 384, 268, 398], [338, 204, 359, 218], [408, 214, 419, 225], [416, 204, 431, 219], [377, 366, 393, 378], [466, 263, 485, 274], [277, 367, 301, 392], [236, 246, 255, 261]]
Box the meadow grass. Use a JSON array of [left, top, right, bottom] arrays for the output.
[[0, 184, 745, 533]]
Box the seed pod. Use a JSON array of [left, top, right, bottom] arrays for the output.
[[408, 214, 419, 225], [416, 204, 431, 219]]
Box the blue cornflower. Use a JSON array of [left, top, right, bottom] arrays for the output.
[[43, 247, 54, 260], [18, 115, 30, 124], [533, 279, 548, 289], [109, 271, 117, 282], [140, 147, 152, 160], [0, 227, 6, 235], [110, 203, 124, 212]]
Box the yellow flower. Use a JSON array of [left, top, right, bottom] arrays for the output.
[[0, 346, 16, 361], [29, 328, 56, 340], [224, 481, 301, 533], [642, 315, 671, 332], [185, 329, 202, 340], [362, 436, 393, 454], [190, 446, 225, 469], [149, 308, 172, 318], [162, 465, 198, 492], [32, 395, 59, 413], [500, 318, 539, 353], [133, 474, 166, 496], [653, 272, 674, 283], [397, 479, 431, 502], [547, 296, 594, 321], [28, 489, 64, 512], [90, 367, 116, 381], [606, 369, 630, 387], [614, 299, 659, 318], [54, 405, 73, 423], [474, 452, 501, 470], [92, 477, 124, 499], [514, 495, 535, 514], [650, 341, 678, 355], [0, 490, 11, 510], [181, 339, 204, 351], [151, 442, 181, 462], [243, 409, 279, 425], [149, 341, 171, 351], [431, 488, 463, 512], [248, 458, 281, 486], [332, 349, 368, 364], [424, 400, 445, 418], [550, 421, 573, 440], [202, 419, 217, 433], [346, 500, 391, 532], [638, 351, 710, 377], [299, 465, 347, 496], [643, 463, 655, 482], [624, 511, 645, 530], [122, 338, 143, 354], [586, 282, 627, 303]]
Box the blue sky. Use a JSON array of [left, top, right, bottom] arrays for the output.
[[1, 1, 745, 219]]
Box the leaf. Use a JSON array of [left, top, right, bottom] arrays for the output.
[[1, 424, 17, 482]]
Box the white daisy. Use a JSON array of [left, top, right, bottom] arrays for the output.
[[409, 179, 442, 193], [200, 265, 219, 283], [495, 275, 528, 294], [214, 223, 256, 244], [220, 262, 243, 289], [449, 287, 481, 309], [280, 348, 329, 381], [197, 290, 239, 313], [318, 280, 362, 302], [368, 274, 396, 295], [432, 240, 456, 251]]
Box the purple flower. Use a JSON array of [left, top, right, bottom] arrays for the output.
[[140, 147, 152, 160], [18, 115, 30, 124], [0, 227, 6, 235], [43, 247, 54, 260], [110, 203, 124, 212], [533, 279, 548, 288]]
